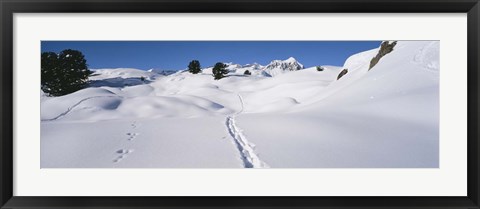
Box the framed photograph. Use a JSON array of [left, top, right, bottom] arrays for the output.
[[1, 0, 479, 208]]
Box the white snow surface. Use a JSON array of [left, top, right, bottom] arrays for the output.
[[90, 68, 160, 80], [41, 41, 439, 168]]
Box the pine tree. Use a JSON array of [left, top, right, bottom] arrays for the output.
[[212, 62, 228, 80], [41, 49, 91, 96], [41, 52, 60, 95], [244, 70, 251, 75], [188, 60, 202, 74], [316, 66, 324, 71]]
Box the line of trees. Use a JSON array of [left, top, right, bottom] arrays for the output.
[[187, 60, 230, 80]]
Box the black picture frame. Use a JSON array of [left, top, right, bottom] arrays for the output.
[[1, 0, 479, 208]]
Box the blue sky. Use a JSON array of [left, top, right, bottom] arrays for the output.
[[41, 41, 381, 70]]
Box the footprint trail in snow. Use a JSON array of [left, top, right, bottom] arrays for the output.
[[113, 149, 134, 163], [113, 121, 139, 163], [127, 132, 139, 141]]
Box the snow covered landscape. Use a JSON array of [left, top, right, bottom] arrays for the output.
[[41, 41, 439, 168]]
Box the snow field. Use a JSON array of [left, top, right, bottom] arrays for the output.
[[41, 41, 439, 168]]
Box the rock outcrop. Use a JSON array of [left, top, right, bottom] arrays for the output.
[[369, 41, 397, 70], [337, 69, 348, 80]]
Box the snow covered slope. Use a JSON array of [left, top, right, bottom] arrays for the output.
[[237, 41, 440, 167], [41, 41, 439, 168], [89, 68, 161, 88], [91, 68, 160, 80]]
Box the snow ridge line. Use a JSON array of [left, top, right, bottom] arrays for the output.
[[42, 95, 121, 121], [225, 94, 268, 168]]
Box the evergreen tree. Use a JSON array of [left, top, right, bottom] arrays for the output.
[[244, 70, 251, 75], [212, 62, 228, 80], [316, 66, 324, 71], [41, 49, 91, 96], [188, 60, 202, 74], [41, 52, 60, 95]]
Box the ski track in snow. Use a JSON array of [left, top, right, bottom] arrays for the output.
[[225, 94, 268, 168], [42, 95, 121, 121]]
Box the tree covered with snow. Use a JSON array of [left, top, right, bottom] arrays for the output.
[[188, 60, 202, 74], [41, 49, 92, 96], [212, 62, 228, 80]]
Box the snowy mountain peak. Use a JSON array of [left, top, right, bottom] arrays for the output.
[[225, 63, 242, 68], [243, 63, 263, 70], [285, 57, 298, 63], [265, 57, 304, 69], [263, 57, 304, 77]]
